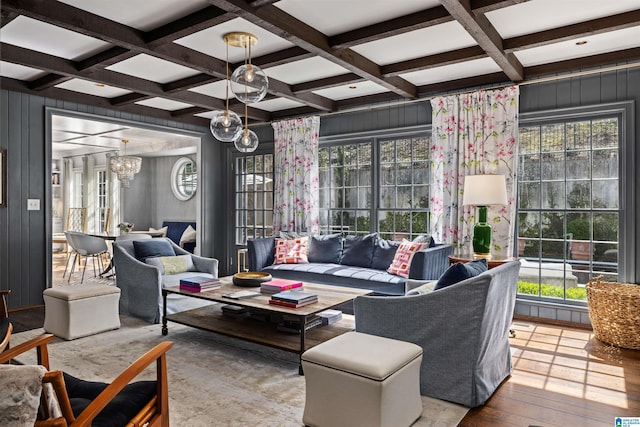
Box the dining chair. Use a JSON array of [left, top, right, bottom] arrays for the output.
[[65, 232, 110, 284]]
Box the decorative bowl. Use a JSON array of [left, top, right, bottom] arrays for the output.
[[232, 272, 272, 287]]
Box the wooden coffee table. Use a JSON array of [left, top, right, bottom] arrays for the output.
[[161, 277, 372, 373]]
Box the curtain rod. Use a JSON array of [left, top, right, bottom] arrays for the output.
[[250, 61, 640, 127]]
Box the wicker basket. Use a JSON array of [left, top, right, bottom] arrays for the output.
[[586, 276, 640, 350]]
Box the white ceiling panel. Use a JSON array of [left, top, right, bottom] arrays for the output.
[[265, 57, 349, 85], [188, 80, 229, 99], [194, 111, 217, 119], [352, 21, 477, 66], [312, 80, 389, 101], [174, 17, 295, 63], [134, 97, 194, 111], [55, 78, 133, 98], [0, 61, 47, 81], [98, 127, 199, 145], [252, 98, 306, 112], [106, 54, 200, 83], [487, 0, 640, 39], [401, 58, 502, 86], [52, 130, 89, 142], [0, 16, 111, 61], [56, 0, 209, 32], [515, 26, 640, 67], [275, 0, 440, 37]]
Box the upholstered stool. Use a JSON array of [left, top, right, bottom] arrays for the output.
[[301, 331, 423, 427], [43, 284, 121, 340]]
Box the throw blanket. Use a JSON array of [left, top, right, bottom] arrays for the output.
[[0, 364, 46, 426]]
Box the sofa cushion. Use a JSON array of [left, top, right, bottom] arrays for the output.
[[179, 225, 196, 248], [145, 254, 194, 275], [133, 240, 175, 261], [405, 281, 437, 295], [371, 238, 400, 270], [274, 237, 309, 264], [148, 226, 168, 237], [387, 240, 426, 278], [308, 234, 342, 263], [341, 233, 377, 268], [434, 259, 488, 290], [413, 234, 435, 247]]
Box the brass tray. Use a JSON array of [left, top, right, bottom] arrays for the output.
[[232, 271, 272, 287]]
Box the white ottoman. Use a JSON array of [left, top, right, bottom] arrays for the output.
[[301, 331, 423, 427], [43, 285, 121, 340]]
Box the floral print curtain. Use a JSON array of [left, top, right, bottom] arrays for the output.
[[271, 116, 321, 234], [429, 86, 519, 258]]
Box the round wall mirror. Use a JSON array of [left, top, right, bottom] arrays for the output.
[[171, 157, 198, 201]]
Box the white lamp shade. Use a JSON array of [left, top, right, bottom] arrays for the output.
[[462, 174, 507, 206]]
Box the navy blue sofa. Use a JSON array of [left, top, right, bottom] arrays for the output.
[[162, 221, 196, 253], [248, 234, 454, 296]]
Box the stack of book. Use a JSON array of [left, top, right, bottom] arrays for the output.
[[260, 279, 303, 294], [179, 276, 221, 292], [268, 290, 318, 308], [277, 315, 323, 333], [317, 309, 342, 325], [221, 304, 248, 318]]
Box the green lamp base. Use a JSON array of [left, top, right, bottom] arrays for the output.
[[472, 206, 492, 258]]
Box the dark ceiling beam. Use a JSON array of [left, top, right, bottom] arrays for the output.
[[440, 0, 524, 81], [28, 73, 72, 90], [1, 76, 210, 127], [171, 106, 209, 117], [252, 47, 314, 68], [76, 46, 137, 72], [504, 9, 640, 52], [417, 72, 509, 97], [0, 9, 18, 27], [382, 46, 487, 77], [110, 93, 150, 106], [207, 0, 417, 99], [163, 74, 218, 93], [329, 0, 525, 49], [525, 47, 640, 78], [336, 91, 401, 109], [145, 6, 232, 47], [292, 74, 364, 94], [0, 43, 277, 120]]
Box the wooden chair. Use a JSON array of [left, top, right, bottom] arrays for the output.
[[0, 334, 173, 427], [0, 290, 10, 351]]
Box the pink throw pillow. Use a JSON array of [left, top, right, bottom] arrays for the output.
[[274, 237, 309, 264], [387, 240, 425, 278]]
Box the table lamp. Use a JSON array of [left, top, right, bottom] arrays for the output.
[[462, 174, 508, 259]]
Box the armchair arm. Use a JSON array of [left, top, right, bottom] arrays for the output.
[[112, 243, 163, 323], [408, 243, 454, 280], [72, 342, 173, 427], [0, 333, 54, 368], [247, 237, 276, 271], [191, 255, 219, 276]]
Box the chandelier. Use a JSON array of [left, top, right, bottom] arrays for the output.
[[109, 139, 142, 188], [210, 32, 268, 153]]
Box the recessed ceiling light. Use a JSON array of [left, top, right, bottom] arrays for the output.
[[349, 85, 357, 89], [95, 83, 105, 87], [575, 40, 588, 45]]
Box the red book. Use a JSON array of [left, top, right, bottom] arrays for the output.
[[268, 298, 317, 308], [260, 279, 304, 293]]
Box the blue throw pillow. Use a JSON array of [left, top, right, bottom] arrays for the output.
[[371, 238, 400, 270], [434, 259, 488, 290], [133, 239, 175, 261], [308, 234, 343, 263], [340, 233, 377, 268]]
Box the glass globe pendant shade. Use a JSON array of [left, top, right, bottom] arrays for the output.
[[230, 64, 268, 104], [234, 129, 259, 153], [209, 109, 243, 142]]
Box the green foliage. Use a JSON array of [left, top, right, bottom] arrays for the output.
[[517, 280, 587, 301], [566, 218, 590, 240]]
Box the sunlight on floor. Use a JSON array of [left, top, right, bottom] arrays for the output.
[[510, 323, 629, 409]]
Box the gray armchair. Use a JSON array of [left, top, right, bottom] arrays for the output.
[[113, 238, 218, 323], [354, 261, 521, 408]]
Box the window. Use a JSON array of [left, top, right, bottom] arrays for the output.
[[235, 154, 273, 245], [96, 169, 108, 232], [318, 143, 372, 235], [517, 104, 630, 303], [318, 130, 431, 238], [171, 157, 197, 201]]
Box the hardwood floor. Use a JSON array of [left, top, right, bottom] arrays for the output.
[[20, 254, 640, 425], [52, 249, 115, 287], [460, 320, 640, 426]]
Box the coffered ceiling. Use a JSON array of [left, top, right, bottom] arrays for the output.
[[2, 0, 639, 129]]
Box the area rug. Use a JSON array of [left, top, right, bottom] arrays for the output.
[[11, 316, 469, 426]]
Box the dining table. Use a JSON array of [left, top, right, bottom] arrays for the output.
[[88, 230, 165, 277]]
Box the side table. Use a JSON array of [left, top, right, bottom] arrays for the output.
[[448, 255, 518, 270]]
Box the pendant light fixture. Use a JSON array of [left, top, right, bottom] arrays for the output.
[[209, 37, 242, 142], [109, 139, 142, 188], [210, 32, 268, 153]]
